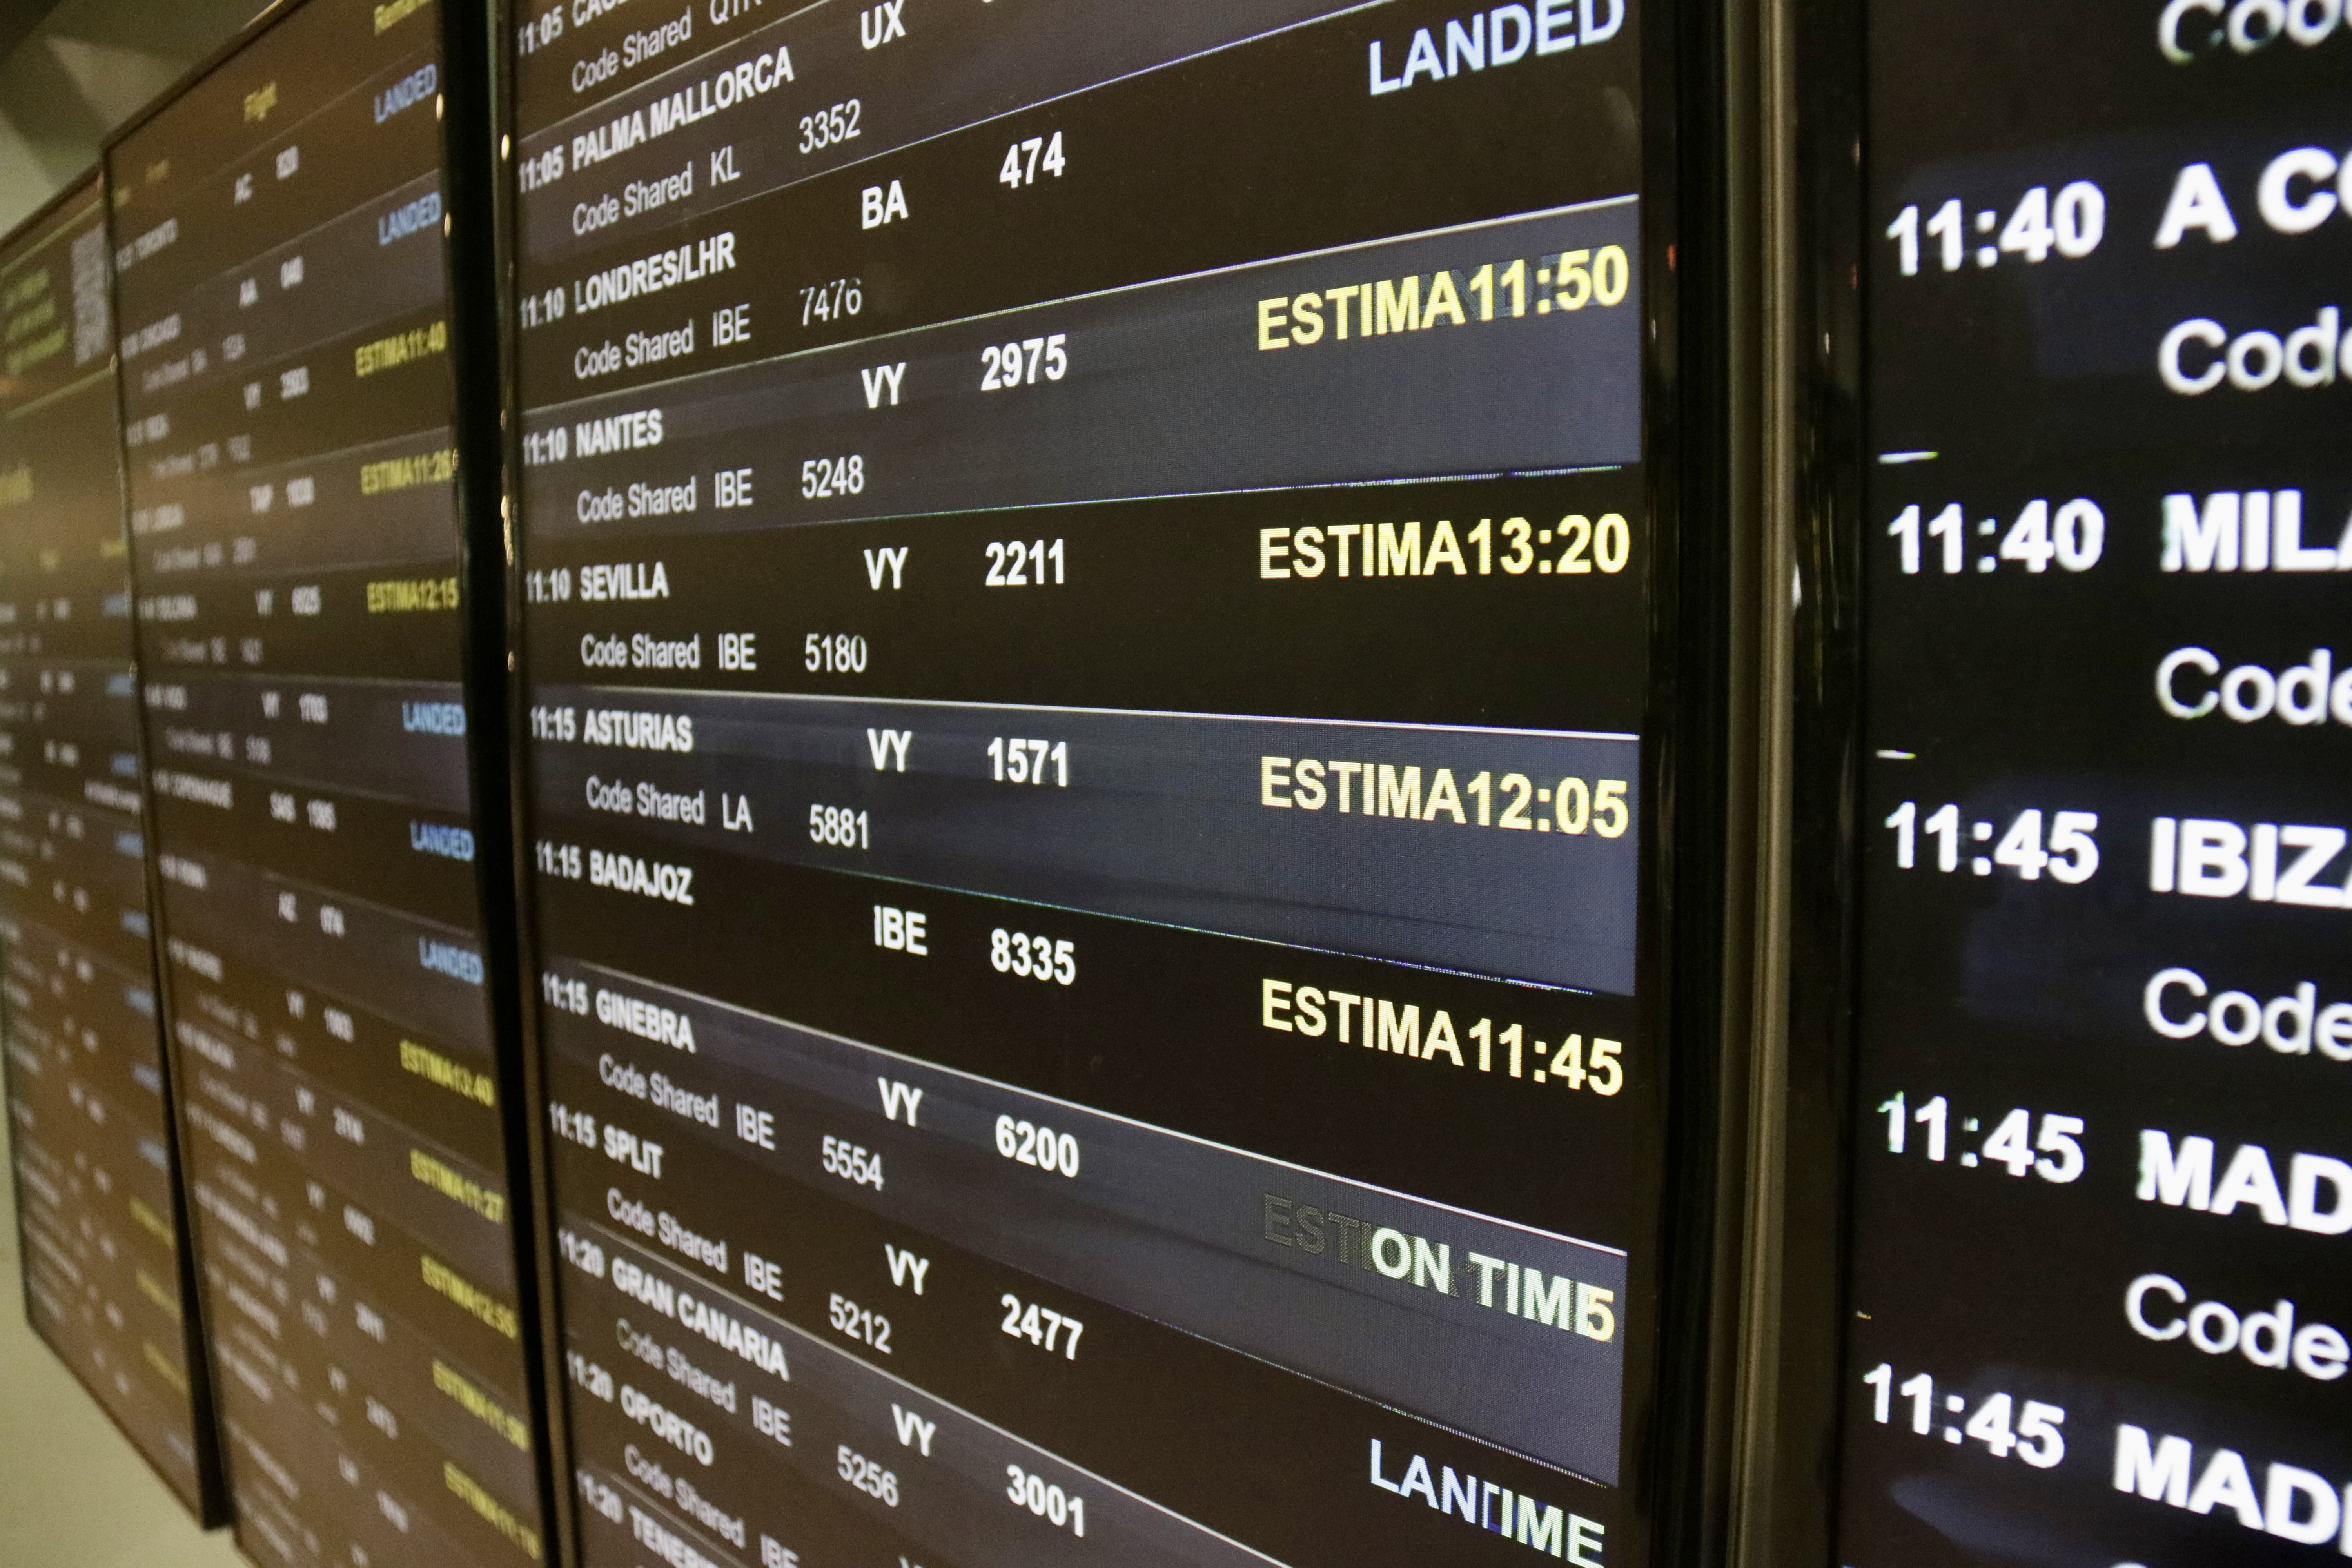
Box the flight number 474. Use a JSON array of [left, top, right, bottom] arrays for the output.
[[999, 131, 1065, 188]]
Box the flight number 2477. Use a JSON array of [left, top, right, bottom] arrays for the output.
[[1000, 1293, 1083, 1359]]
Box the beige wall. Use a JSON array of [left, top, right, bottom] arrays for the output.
[[0, 0, 263, 235]]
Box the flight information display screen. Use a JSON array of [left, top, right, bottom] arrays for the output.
[[0, 177, 221, 1519], [109, 1, 547, 1562], [510, 3, 1659, 1567], [1835, 0, 2351, 1561]]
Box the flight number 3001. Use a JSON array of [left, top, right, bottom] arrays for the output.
[[1005, 1464, 1085, 1537], [1000, 1293, 1083, 1359], [998, 130, 1066, 188]]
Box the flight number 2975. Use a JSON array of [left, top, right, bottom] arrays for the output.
[[985, 537, 1063, 586], [980, 334, 1066, 389]]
